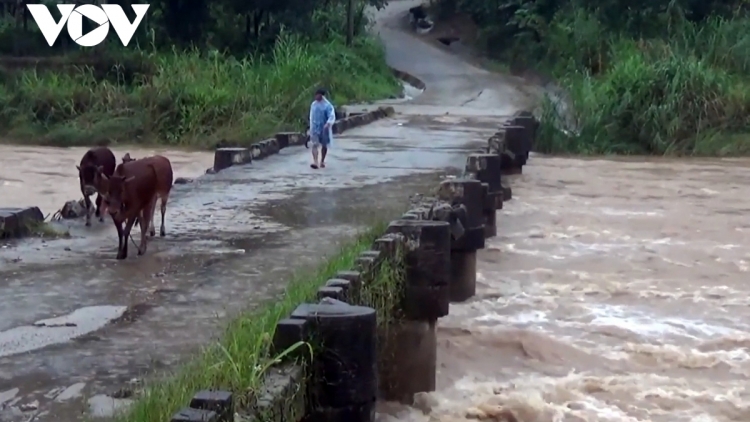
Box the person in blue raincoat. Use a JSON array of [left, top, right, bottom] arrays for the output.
[[308, 88, 335, 169]]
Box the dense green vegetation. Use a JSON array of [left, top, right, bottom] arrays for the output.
[[0, 0, 400, 147], [433, 0, 750, 155]]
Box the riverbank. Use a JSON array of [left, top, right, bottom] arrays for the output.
[[0, 35, 401, 149], [423, 1, 750, 156], [531, 13, 750, 156]]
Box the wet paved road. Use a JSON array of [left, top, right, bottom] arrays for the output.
[[0, 2, 535, 417]]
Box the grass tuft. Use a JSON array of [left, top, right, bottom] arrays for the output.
[[24, 221, 70, 239]]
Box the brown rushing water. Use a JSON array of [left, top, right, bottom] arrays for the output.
[[379, 155, 750, 422], [0, 145, 213, 215]]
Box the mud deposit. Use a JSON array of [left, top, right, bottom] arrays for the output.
[[377, 156, 750, 422]]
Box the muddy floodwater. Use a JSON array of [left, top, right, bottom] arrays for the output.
[[376, 155, 750, 422], [0, 145, 214, 216], [6, 0, 750, 420]]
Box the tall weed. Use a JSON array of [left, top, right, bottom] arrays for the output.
[[535, 10, 750, 155], [0, 33, 400, 147]]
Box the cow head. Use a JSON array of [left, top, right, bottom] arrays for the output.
[[101, 174, 135, 222], [122, 153, 135, 163], [77, 164, 104, 196], [93, 167, 110, 197]]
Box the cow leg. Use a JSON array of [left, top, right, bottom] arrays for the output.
[[159, 193, 169, 237], [114, 219, 125, 259], [119, 217, 137, 260], [99, 197, 109, 222], [149, 196, 156, 237], [139, 211, 150, 255], [95, 194, 104, 222], [139, 199, 156, 255], [83, 192, 92, 227]]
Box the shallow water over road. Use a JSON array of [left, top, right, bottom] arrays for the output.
[[379, 155, 750, 422]]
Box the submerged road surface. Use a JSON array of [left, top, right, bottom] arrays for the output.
[[0, 1, 535, 419]]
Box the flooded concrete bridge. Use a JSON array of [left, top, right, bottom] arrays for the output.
[[3, 0, 749, 421]]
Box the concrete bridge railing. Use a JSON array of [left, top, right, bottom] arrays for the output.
[[211, 106, 396, 174], [168, 108, 538, 422]]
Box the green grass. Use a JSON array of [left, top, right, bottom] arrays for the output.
[[22, 221, 70, 239], [30, 222, 70, 238], [0, 33, 401, 148], [495, 9, 750, 156], [115, 221, 403, 422]]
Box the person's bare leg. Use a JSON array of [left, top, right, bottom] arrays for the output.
[[311, 145, 319, 169], [320, 146, 328, 168]]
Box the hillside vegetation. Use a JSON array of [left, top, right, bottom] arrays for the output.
[[0, 0, 401, 147], [432, 0, 750, 155]]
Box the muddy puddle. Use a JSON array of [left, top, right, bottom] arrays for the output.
[[379, 155, 750, 422], [0, 145, 213, 216]]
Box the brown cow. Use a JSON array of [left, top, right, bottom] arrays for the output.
[[101, 155, 173, 259], [76, 147, 116, 227], [113, 153, 173, 237], [115, 153, 139, 226]]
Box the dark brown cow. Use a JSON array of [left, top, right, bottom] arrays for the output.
[[76, 147, 116, 227], [101, 155, 173, 259]]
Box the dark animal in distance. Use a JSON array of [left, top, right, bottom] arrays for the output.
[[76, 147, 116, 227], [101, 155, 173, 259], [409, 5, 427, 20]]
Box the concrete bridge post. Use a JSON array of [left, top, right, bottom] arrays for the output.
[[274, 302, 379, 422], [465, 153, 503, 238], [377, 220, 451, 404], [170, 390, 234, 422], [436, 178, 485, 302], [501, 124, 528, 174], [213, 147, 251, 172]]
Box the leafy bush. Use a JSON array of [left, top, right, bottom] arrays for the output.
[[536, 13, 750, 155], [433, 0, 750, 155]]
